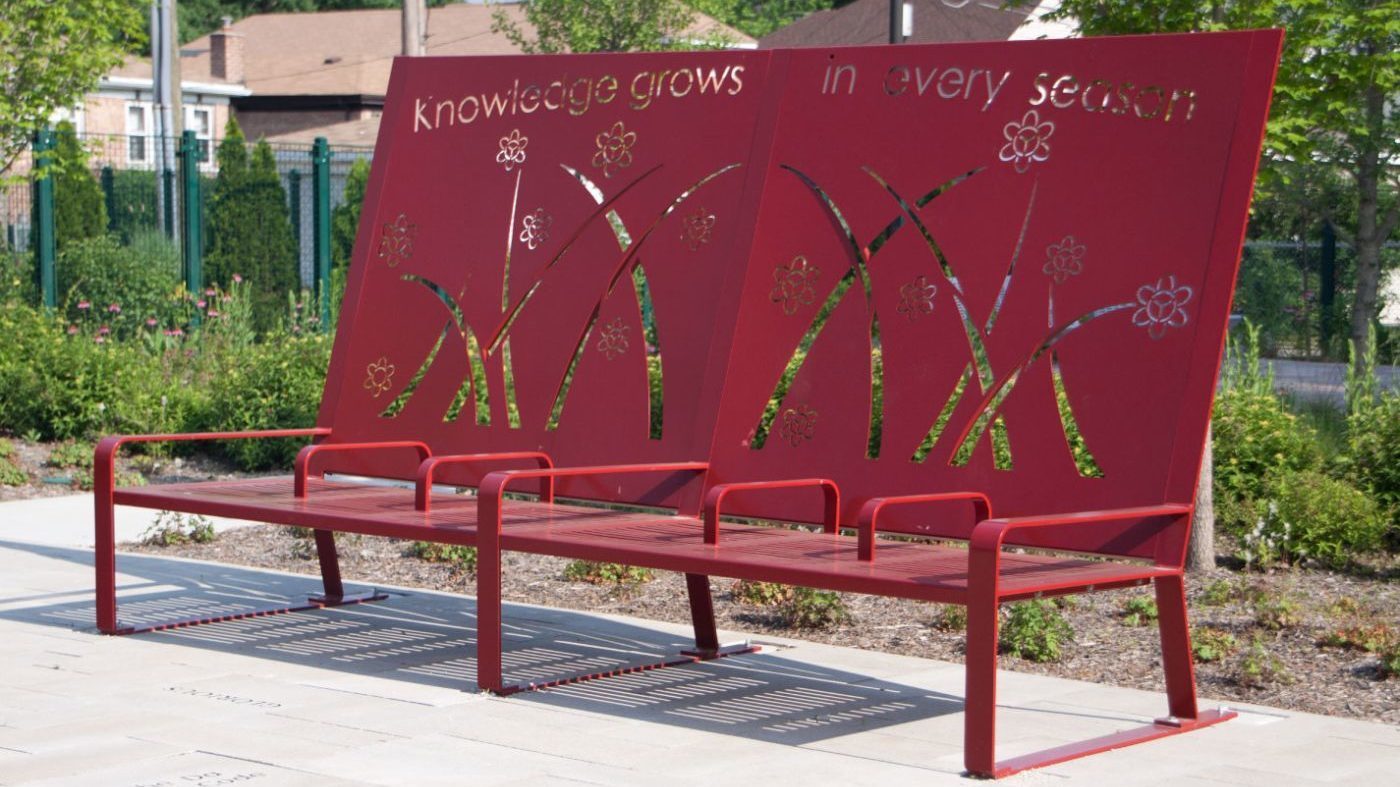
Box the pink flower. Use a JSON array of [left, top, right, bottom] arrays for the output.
[[232, 273, 243, 284], [163, 329, 175, 336], [207, 309, 221, 318], [146, 317, 158, 327], [67, 324, 78, 335], [294, 302, 303, 311], [196, 300, 207, 309], [205, 288, 216, 296], [77, 301, 91, 310], [98, 325, 110, 335], [221, 295, 231, 303], [108, 303, 121, 314], [94, 336, 106, 344], [172, 328, 185, 337]]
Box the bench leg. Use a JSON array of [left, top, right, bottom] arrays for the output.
[[309, 529, 346, 601], [1154, 574, 1199, 721], [683, 573, 720, 654], [964, 591, 1001, 777], [477, 512, 505, 694], [94, 464, 119, 634]]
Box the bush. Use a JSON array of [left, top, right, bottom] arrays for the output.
[[408, 541, 477, 572], [140, 510, 215, 546], [563, 560, 654, 586], [1000, 599, 1072, 662], [51, 121, 107, 250], [779, 587, 850, 629], [731, 579, 790, 606], [0, 439, 25, 486], [1242, 470, 1388, 567], [1343, 391, 1400, 538], [57, 235, 183, 339], [1212, 387, 1320, 532], [194, 332, 331, 470], [1121, 595, 1158, 627], [1191, 627, 1238, 663], [331, 157, 370, 270]]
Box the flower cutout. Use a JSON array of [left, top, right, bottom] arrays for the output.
[[519, 208, 552, 250], [780, 405, 818, 447], [682, 208, 716, 251], [1133, 275, 1194, 340], [496, 129, 528, 172], [377, 213, 417, 267], [999, 110, 1054, 173], [364, 356, 396, 398], [592, 121, 637, 178], [1043, 235, 1085, 284], [897, 275, 937, 321], [596, 318, 630, 360], [770, 256, 821, 315]]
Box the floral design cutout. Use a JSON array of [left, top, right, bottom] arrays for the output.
[[364, 356, 396, 398], [596, 318, 630, 360], [497, 129, 528, 172], [682, 208, 716, 251], [897, 275, 937, 321], [592, 121, 637, 178], [999, 110, 1054, 174], [1043, 235, 1085, 284], [377, 213, 417, 268], [1133, 275, 1194, 339], [519, 208, 552, 250], [780, 405, 818, 447], [770, 256, 821, 315]]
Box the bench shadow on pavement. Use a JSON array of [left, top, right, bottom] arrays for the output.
[[0, 540, 967, 747]]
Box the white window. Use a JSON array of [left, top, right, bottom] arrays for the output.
[[186, 106, 213, 163], [126, 104, 150, 162]]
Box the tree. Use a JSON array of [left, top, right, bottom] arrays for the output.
[[689, 0, 833, 38], [0, 0, 145, 174], [50, 121, 108, 250], [1028, 0, 1399, 363], [331, 157, 370, 270], [491, 0, 701, 53], [206, 119, 298, 330]]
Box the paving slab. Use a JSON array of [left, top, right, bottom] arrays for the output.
[[0, 509, 1397, 785]]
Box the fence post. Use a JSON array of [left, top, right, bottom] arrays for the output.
[[162, 166, 176, 240], [1320, 221, 1337, 355], [311, 137, 331, 330], [100, 166, 116, 233], [179, 130, 202, 304], [31, 129, 57, 309], [288, 168, 302, 279]]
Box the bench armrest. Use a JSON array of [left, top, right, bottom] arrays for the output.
[[968, 504, 1192, 598], [96, 428, 332, 487], [415, 452, 555, 512], [856, 492, 992, 561], [293, 441, 432, 497], [477, 461, 710, 533], [703, 478, 840, 545]]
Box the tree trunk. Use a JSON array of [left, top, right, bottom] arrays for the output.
[[1348, 83, 1387, 362], [1187, 424, 1215, 572]]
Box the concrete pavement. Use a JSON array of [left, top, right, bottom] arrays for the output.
[[1, 496, 1396, 785]]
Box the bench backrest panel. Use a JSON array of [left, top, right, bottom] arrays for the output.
[[317, 51, 776, 507], [704, 32, 1281, 558]]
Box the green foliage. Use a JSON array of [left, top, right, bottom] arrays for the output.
[[205, 120, 299, 331], [563, 560, 655, 585], [779, 586, 850, 630], [1254, 594, 1303, 630], [0, 438, 25, 485], [689, 0, 832, 38], [1242, 470, 1388, 567], [933, 604, 968, 632], [140, 510, 216, 546], [1121, 595, 1159, 627], [1233, 248, 1305, 357], [1191, 626, 1239, 663], [408, 541, 478, 572], [1236, 634, 1290, 688], [331, 157, 369, 270], [107, 169, 160, 242], [50, 122, 108, 249], [194, 332, 331, 470], [1000, 599, 1073, 662], [46, 440, 93, 470], [493, 0, 702, 53], [1212, 383, 1320, 534], [0, 0, 146, 173], [731, 579, 790, 606], [57, 236, 183, 340], [1200, 578, 1238, 606], [1343, 389, 1400, 535]]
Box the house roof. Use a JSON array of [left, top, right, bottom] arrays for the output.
[[760, 0, 1047, 48], [113, 4, 754, 99], [265, 116, 381, 148]]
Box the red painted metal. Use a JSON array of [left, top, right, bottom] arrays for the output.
[[415, 451, 554, 512], [856, 492, 991, 560], [702, 478, 839, 544], [293, 440, 431, 497]]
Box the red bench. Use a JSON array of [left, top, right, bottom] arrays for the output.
[[95, 31, 1282, 779]]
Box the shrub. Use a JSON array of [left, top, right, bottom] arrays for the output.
[[1191, 627, 1238, 663], [731, 579, 791, 606], [408, 541, 477, 572], [1235, 634, 1290, 688], [1121, 595, 1158, 627], [331, 157, 370, 270], [1000, 599, 1072, 662], [932, 604, 968, 632], [51, 121, 107, 249], [194, 333, 331, 470], [1343, 390, 1400, 537], [0, 439, 25, 486], [779, 587, 850, 629], [1254, 594, 1302, 630], [1199, 579, 1237, 606], [107, 169, 159, 242], [1212, 388, 1320, 533], [1243, 470, 1388, 567], [562, 560, 654, 586], [140, 510, 215, 546], [57, 235, 183, 339]]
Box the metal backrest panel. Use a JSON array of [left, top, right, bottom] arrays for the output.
[[318, 51, 776, 507], [706, 32, 1282, 556]]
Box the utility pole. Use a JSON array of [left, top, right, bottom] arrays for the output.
[[889, 1, 912, 44], [402, 0, 426, 57], [152, 0, 184, 243]]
